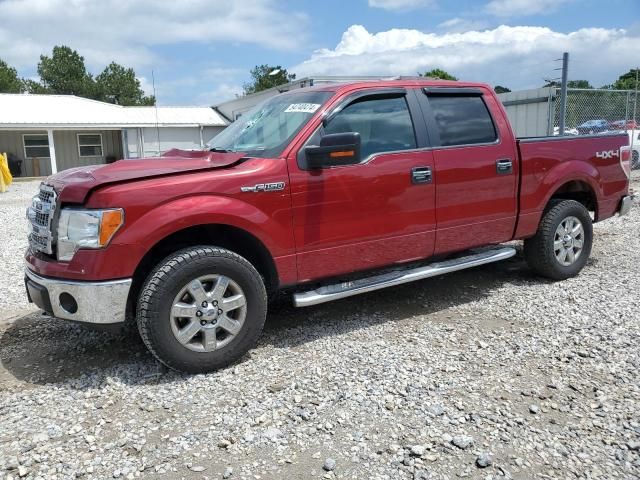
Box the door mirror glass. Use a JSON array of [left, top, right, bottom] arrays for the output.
[[305, 132, 361, 169]]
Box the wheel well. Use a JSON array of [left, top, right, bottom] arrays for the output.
[[548, 180, 597, 215], [127, 224, 278, 319]]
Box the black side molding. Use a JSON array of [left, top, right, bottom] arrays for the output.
[[423, 87, 483, 96]]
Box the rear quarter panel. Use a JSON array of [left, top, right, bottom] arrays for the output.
[[515, 134, 629, 238]]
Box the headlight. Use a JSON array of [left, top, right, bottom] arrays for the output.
[[57, 208, 124, 261]]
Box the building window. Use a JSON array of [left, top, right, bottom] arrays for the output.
[[23, 134, 50, 158], [78, 133, 103, 157]]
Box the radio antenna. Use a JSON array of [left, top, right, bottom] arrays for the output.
[[152, 69, 161, 154]]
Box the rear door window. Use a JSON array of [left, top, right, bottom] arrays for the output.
[[426, 95, 497, 146]]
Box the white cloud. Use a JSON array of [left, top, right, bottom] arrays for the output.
[[438, 17, 490, 32], [197, 83, 244, 106], [485, 0, 571, 17], [292, 24, 640, 90], [149, 66, 245, 105], [138, 76, 154, 97], [368, 0, 434, 11], [0, 0, 308, 70]]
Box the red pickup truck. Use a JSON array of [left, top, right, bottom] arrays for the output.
[[25, 80, 633, 373]]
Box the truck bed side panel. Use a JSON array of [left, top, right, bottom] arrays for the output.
[[514, 134, 628, 239]]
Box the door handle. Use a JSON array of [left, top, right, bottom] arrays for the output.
[[496, 159, 513, 175], [411, 166, 432, 184]]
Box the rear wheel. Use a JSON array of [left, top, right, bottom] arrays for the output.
[[137, 246, 267, 373], [524, 200, 593, 280]]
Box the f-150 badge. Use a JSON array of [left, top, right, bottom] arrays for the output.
[[241, 182, 286, 193]]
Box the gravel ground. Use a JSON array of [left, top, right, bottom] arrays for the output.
[[0, 181, 38, 318], [0, 176, 639, 480]]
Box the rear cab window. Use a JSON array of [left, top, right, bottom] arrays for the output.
[[424, 90, 497, 147]]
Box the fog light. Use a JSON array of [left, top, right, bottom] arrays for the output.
[[59, 292, 78, 314]]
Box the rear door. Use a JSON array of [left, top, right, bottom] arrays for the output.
[[418, 87, 518, 254], [287, 88, 437, 282]]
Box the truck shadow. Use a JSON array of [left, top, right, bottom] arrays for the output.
[[262, 254, 535, 343], [0, 253, 555, 388]]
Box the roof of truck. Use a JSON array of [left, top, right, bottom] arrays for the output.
[[280, 79, 491, 93]]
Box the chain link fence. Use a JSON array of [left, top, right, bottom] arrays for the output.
[[554, 88, 639, 169]]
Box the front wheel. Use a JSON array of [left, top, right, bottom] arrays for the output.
[[137, 246, 267, 373], [524, 200, 593, 280]]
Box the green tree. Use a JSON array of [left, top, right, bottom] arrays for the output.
[[612, 68, 640, 90], [0, 59, 23, 93], [567, 80, 592, 89], [37, 45, 95, 97], [494, 85, 511, 93], [544, 79, 593, 89], [243, 64, 296, 95], [421, 68, 457, 81], [95, 62, 154, 106], [22, 79, 50, 94]]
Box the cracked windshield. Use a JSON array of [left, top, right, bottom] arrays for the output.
[[207, 91, 333, 158]]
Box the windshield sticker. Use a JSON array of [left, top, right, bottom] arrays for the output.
[[284, 103, 321, 114]]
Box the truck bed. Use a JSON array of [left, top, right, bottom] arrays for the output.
[[514, 132, 629, 239]]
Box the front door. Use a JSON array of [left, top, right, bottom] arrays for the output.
[[287, 89, 437, 282]]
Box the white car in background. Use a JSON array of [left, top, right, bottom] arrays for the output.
[[596, 130, 639, 169], [553, 126, 579, 136], [628, 130, 640, 169]]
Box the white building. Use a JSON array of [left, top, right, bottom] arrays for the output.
[[0, 94, 227, 177]]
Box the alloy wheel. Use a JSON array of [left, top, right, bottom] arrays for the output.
[[170, 274, 247, 352], [553, 216, 585, 266]]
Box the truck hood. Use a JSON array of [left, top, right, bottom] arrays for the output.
[[47, 149, 247, 204]]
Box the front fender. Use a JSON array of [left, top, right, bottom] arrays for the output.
[[114, 194, 294, 260], [28, 193, 294, 282]]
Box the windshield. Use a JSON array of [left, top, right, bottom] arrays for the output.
[[208, 90, 334, 158]]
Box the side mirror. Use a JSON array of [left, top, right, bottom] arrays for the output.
[[305, 132, 361, 169]]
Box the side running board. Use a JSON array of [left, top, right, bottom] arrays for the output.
[[293, 247, 516, 307]]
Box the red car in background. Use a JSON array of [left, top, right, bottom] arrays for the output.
[[611, 119, 639, 130]]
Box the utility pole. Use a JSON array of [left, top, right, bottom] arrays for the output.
[[152, 69, 161, 155], [558, 52, 569, 135], [631, 67, 638, 156], [633, 67, 638, 126]]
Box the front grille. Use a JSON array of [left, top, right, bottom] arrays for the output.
[[30, 233, 50, 251], [34, 211, 48, 226], [27, 184, 57, 255], [38, 188, 55, 203]]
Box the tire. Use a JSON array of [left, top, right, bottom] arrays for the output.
[[523, 200, 593, 280], [137, 246, 267, 373], [632, 150, 639, 170]]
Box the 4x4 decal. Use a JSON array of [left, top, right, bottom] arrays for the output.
[[596, 150, 619, 159]]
